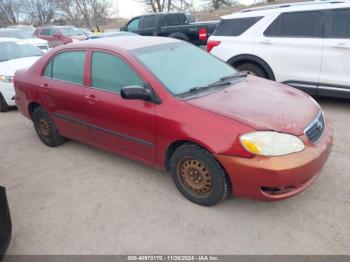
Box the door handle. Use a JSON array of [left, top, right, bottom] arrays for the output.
[[40, 83, 49, 93], [332, 42, 350, 49], [259, 39, 272, 44], [85, 95, 98, 104]]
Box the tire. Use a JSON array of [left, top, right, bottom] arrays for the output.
[[170, 144, 231, 206], [32, 107, 66, 147], [236, 63, 268, 79], [0, 93, 9, 112]]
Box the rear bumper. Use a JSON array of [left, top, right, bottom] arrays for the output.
[[216, 122, 333, 201], [0, 187, 12, 258]]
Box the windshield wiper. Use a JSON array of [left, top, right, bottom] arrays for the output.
[[220, 72, 248, 81], [176, 72, 247, 98]]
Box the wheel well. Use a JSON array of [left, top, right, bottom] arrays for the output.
[[228, 54, 275, 81], [164, 140, 208, 171], [28, 102, 41, 120]]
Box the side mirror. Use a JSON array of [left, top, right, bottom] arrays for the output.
[[121, 86, 152, 101], [53, 34, 60, 39], [120, 26, 127, 32]]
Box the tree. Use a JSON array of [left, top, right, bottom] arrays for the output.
[[204, 0, 235, 10], [57, 0, 111, 29], [0, 0, 21, 25], [22, 0, 58, 26], [139, 0, 192, 13]]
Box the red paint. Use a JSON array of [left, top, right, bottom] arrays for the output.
[[207, 40, 221, 52], [14, 37, 333, 201]]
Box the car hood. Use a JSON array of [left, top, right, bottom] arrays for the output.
[[24, 38, 48, 45], [0, 56, 40, 76], [186, 76, 320, 136]]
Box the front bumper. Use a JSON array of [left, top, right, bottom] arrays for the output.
[[0, 82, 16, 106], [0, 187, 12, 258], [216, 122, 333, 201]]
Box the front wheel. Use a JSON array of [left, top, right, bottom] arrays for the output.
[[170, 144, 231, 206], [32, 107, 66, 147], [236, 63, 268, 79]]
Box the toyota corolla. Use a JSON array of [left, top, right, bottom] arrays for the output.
[[14, 37, 333, 206]]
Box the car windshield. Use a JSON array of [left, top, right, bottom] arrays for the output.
[[132, 42, 240, 97], [0, 42, 43, 62], [60, 27, 84, 36], [0, 30, 35, 39]]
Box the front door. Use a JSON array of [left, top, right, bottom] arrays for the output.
[[85, 50, 157, 165]]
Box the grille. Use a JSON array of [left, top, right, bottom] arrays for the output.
[[304, 112, 325, 144]]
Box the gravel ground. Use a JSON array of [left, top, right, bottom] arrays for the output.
[[0, 98, 349, 255]]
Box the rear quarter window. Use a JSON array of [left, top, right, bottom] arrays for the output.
[[213, 16, 263, 36]]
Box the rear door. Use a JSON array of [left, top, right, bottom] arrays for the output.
[[84, 50, 157, 165], [255, 10, 326, 94], [318, 8, 350, 98], [41, 50, 90, 142]]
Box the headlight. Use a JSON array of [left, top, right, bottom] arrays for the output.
[[240, 131, 305, 156], [0, 75, 13, 83]]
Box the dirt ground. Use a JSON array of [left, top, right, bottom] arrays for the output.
[[0, 98, 349, 255]]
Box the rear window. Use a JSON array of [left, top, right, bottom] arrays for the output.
[[44, 51, 85, 85], [142, 15, 157, 29], [264, 11, 324, 38], [329, 9, 350, 38], [164, 14, 181, 26], [213, 17, 263, 36]]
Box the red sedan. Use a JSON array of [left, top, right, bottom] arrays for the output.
[[14, 37, 333, 205]]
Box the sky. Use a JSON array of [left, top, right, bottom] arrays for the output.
[[114, 0, 256, 18]]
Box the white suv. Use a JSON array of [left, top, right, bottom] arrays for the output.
[[208, 0, 350, 98]]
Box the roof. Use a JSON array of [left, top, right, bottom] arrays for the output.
[[65, 36, 182, 51], [222, 0, 350, 18], [0, 37, 21, 43]]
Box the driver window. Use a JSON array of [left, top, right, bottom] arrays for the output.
[[127, 18, 140, 31], [91, 51, 144, 94]]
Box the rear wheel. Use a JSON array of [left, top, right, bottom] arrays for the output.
[[170, 144, 231, 206], [0, 93, 9, 112], [32, 107, 66, 147], [236, 63, 268, 79]]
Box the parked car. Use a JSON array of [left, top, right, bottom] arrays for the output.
[[14, 37, 333, 205], [0, 187, 12, 260], [121, 12, 218, 46], [34, 26, 88, 48], [0, 28, 50, 52], [0, 38, 43, 112], [7, 25, 35, 33], [91, 31, 138, 39], [208, 0, 350, 99]]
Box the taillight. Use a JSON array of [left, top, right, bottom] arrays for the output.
[[198, 28, 207, 41], [207, 40, 221, 53]]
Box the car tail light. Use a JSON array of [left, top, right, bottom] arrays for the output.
[[207, 40, 221, 53], [198, 28, 207, 41]]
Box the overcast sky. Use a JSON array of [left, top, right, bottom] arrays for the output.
[[114, 0, 256, 18]]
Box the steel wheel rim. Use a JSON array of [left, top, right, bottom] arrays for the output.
[[178, 158, 213, 196], [38, 118, 51, 137]]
